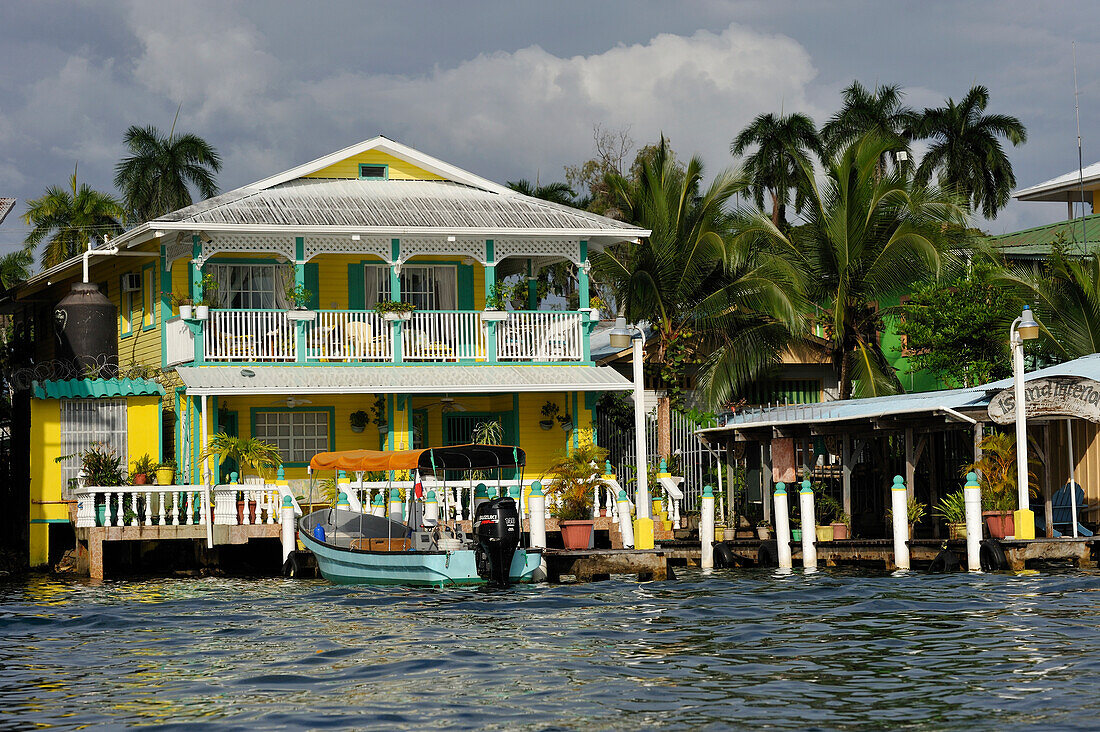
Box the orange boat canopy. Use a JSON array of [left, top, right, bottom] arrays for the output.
[[309, 444, 526, 473]]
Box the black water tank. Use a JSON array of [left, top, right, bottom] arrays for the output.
[[54, 283, 117, 374]]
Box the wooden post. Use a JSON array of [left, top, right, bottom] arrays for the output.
[[1044, 424, 1054, 538], [761, 441, 773, 523], [904, 428, 916, 502], [841, 434, 853, 518]]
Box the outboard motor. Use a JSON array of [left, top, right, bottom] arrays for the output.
[[473, 497, 520, 586]]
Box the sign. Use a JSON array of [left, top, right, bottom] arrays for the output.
[[987, 376, 1100, 424]]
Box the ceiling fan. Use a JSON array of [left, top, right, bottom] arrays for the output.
[[419, 397, 468, 413], [272, 397, 313, 408]]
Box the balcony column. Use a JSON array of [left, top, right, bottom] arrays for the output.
[[527, 258, 538, 310], [391, 239, 402, 363], [485, 239, 497, 363], [190, 235, 204, 363], [579, 240, 591, 362], [295, 237, 307, 363]]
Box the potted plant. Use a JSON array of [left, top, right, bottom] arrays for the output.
[[815, 491, 841, 542], [714, 520, 726, 542], [557, 412, 574, 432], [202, 433, 283, 523], [372, 396, 388, 434], [481, 284, 509, 321], [172, 293, 194, 320], [789, 502, 802, 542], [350, 410, 369, 434], [887, 497, 928, 541], [130, 453, 157, 486], [831, 511, 851, 540], [81, 443, 125, 526], [155, 459, 176, 486], [756, 519, 772, 540], [963, 433, 1037, 540], [195, 274, 219, 320], [285, 283, 316, 320], [374, 300, 416, 321], [934, 490, 968, 540], [545, 441, 608, 550], [539, 401, 559, 431]]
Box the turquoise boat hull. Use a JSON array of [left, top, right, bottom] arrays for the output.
[[300, 530, 543, 587]]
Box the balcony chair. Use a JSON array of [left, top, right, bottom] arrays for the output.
[[1031, 481, 1093, 537]]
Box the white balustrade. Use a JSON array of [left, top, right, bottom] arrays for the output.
[[404, 311, 485, 361], [74, 486, 208, 528], [205, 310, 295, 362], [307, 311, 392, 361], [497, 312, 583, 362]]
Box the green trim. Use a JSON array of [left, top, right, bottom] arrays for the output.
[[348, 263, 365, 310], [119, 273, 134, 337], [295, 237, 305, 262], [249, 406, 336, 467], [140, 262, 157, 332], [304, 262, 320, 309], [30, 519, 71, 524], [160, 244, 171, 371], [572, 391, 579, 449], [359, 163, 389, 180], [32, 378, 165, 400], [192, 396, 201, 485]]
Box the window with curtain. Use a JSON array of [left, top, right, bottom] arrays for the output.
[[208, 264, 283, 309], [366, 265, 457, 310]]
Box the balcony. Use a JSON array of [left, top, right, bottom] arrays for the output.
[[167, 309, 588, 366]]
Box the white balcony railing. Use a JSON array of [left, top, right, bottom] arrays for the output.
[[204, 310, 296, 362], [74, 484, 290, 528], [306, 311, 391, 362], [403, 310, 485, 361], [165, 318, 194, 366], [498, 311, 583, 362]]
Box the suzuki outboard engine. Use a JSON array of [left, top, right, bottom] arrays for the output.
[[473, 497, 521, 586]]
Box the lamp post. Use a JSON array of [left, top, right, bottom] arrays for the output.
[[1011, 305, 1040, 540], [611, 317, 654, 549]]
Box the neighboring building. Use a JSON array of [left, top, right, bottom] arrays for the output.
[[4, 136, 647, 569]]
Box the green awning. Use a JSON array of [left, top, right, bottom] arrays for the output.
[[33, 378, 165, 400]]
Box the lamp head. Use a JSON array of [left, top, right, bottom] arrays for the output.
[[609, 316, 632, 349], [1018, 305, 1040, 340]]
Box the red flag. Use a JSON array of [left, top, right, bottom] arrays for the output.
[[414, 477, 424, 499]]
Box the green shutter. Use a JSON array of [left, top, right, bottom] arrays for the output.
[[305, 263, 320, 310], [348, 263, 364, 310], [458, 264, 474, 311]]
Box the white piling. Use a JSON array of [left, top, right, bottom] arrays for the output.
[[528, 481, 546, 549], [891, 475, 910, 570], [387, 488, 404, 522], [700, 485, 715, 569], [616, 490, 635, 548], [799, 480, 817, 570], [773, 483, 792, 569], [963, 471, 982, 571], [280, 495, 295, 563], [423, 490, 440, 527]]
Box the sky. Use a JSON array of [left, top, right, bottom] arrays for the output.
[[1, 0, 1098, 263]]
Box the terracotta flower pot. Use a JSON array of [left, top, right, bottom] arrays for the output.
[[983, 511, 1014, 539], [133, 473, 148, 485], [830, 522, 849, 540], [559, 520, 594, 550], [236, 500, 257, 524]]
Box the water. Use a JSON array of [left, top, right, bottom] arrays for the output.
[[2, 569, 1100, 730]]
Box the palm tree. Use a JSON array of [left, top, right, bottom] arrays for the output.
[[201, 433, 282, 477], [821, 81, 917, 172], [913, 85, 1027, 219], [731, 112, 822, 225], [114, 119, 221, 222], [736, 133, 968, 399], [594, 137, 802, 458], [0, 250, 32, 289], [506, 179, 577, 206], [22, 167, 125, 268]]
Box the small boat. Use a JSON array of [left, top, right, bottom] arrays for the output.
[[299, 444, 543, 587]]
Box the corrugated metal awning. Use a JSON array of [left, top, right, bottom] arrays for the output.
[[33, 378, 166, 400], [176, 364, 632, 396]]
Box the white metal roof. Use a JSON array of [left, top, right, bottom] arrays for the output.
[[152, 178, 645, 237], [1014, 161, 1100, 201], [0, 198, 15, 225], [176, 364, 633, 396]]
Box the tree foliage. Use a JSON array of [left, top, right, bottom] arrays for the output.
[[821, 81, 918, 172], [730, 112, 822, 225], [114, 121, 221, 221], [22, 166, 125, 268]]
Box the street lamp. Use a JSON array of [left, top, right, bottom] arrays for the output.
[[1011, 305, 1040, 540], [610, 317, 651, 529]]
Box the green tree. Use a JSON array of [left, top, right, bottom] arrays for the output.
[[0, 250, 33, 289], [594, 137, 801, 457], [913, 85, 1027, 219], [114, 121, 221, 222], [731, 112, 822, 225], [506, 179, 577, 206], [22, 167, 125, 268], [821, 81, 917, 172], [895, 260, 1019, 387], [736, 133, 968, 399]]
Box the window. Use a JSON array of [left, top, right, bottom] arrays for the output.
[[208, 264, 280, 309], [143, 268, 155, 328], [60, 399, 128, 498], [359, 164, 388, 180], [253, 410, 330, 465], [120, 277, 134, 335], [366, 265, 457, 310]]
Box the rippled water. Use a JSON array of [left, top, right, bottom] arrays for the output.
[[2, 569, 1100, 730]]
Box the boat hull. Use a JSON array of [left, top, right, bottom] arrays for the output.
[[301, 531, 543, 586]]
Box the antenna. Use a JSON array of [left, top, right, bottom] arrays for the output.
[[1074, 41, 1087, 249]]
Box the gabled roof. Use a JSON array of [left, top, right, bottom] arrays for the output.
[[989, 213, 1099, 258], [1014, 161, 1100, 202], [0, 198, 15, 225]]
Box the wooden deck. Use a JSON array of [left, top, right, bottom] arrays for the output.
[[542, 549, 670, 582]]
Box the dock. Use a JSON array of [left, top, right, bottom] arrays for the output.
[[542, 548, 670, 582]]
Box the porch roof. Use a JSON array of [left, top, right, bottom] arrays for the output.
[[176, 364, 632, 396]]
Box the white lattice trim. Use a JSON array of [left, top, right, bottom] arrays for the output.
[[304, 236, 390, 262], [202, 234, 296, 263], [493, 238, 580, 265], [164, 239, 193, 271], [398, 237, 487, 265]]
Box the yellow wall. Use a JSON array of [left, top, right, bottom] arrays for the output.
[[28, 395, 163, 568], [305, 151, 444, 181]]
